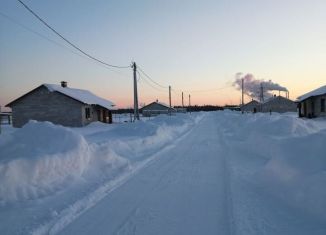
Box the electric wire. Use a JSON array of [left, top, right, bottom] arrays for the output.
[[137, 71, 167, 93], [137, 65, 232, 94], [0, 11, 130, 78], [17, 0, 131, 69], [137, 66, 169, 89]]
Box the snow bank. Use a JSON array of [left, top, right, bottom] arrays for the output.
[[0, 113, 202, 203], [255, 129, 326, 220], [82, 113, 204, 161], [218, 112, 326, 221], [0, 121, 128, 203]]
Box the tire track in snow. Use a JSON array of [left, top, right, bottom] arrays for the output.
[[113, 115, 209, 235], [214, 113, 236, 235], [33, 114, 207, 235]]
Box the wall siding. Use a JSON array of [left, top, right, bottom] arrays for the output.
[[11, 86, 83, 127]]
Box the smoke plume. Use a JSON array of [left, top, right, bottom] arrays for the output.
[[233, 73, 288, 100]]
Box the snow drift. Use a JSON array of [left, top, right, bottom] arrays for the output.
[[216, 111, 326, 222], [0, 113, 202, 203], [0, 121, 128, 202]]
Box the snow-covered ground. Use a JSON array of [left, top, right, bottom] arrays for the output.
[[0, 111, 325, 234]]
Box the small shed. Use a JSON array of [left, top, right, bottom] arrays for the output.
[[6, 82, 117, 127], [141, 101, 175, 117], [297, 85, 326, 118], [241, 100, 260, 113], [262, 96, 297, 113]]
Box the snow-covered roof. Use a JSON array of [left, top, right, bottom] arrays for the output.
[[297, 85, 326, 102], [155, 101, 171, 109], [242, 100, 260, 107], [44, 84, 117, 110], [141, 101, 175, 110]]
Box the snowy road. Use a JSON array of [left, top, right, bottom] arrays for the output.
[[59, 113, 234, 234], [58, 112, 326, 235], [1, 112, 326, 235]]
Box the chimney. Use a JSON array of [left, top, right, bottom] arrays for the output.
[[61, 81, 67, 88]]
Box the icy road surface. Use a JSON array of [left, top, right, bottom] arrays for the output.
[[58, 113, 326, 235]]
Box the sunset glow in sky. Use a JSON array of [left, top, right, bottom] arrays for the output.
[[1, 0, 325, 109]]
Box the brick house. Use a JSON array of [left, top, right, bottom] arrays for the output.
[[6, 82, 117, 127]]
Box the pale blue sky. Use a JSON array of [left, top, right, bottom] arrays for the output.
[[1, 0, 325, 108]]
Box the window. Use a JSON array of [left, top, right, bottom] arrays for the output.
[[85, 107, 91, 119], [321, 98, 325, 112]]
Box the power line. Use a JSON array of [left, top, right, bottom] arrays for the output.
[[137, 66, 169, 89], [0, 11, 130, 78], [137, 71, 167, 93], [138, 64, 232, 93], [17, 0, 130, 69]]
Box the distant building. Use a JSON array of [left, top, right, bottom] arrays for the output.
[[224, 105, 240, 111], [6, 82, 117, 127], [141, 101, 175, 116], [241, 96, 297, 113], [297, 85, 326, 118], [241, 100, 260, 113], [262, 95, 297, 113]]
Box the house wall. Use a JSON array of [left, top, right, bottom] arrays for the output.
[[301, 95, 326, 118], [241, 101, 260, 112], [262, 97, 297, 113], [81, 105, 98, 126], [314, 95, 326, 117], [81, 106, 112, 125], [141, 103, 174, 117], [11, 86, 83, 127]]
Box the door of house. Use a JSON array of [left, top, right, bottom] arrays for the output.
[[101, 110, 105, 123], [108, 111, 112, 124], [97, 109, 101, 121]]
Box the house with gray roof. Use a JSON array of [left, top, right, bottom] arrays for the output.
[[140, 101, 175, 117], [262, 95, 297, 113], [6, 82, 117, 127], [297, 85, 326, 118], [241, 100, 260, 113]]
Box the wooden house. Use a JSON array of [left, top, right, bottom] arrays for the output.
[[6, 82, 117, 127]]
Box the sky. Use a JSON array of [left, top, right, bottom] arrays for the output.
[[1, 0, 326, 109]]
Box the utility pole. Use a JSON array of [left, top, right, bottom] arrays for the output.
[[189, 94, 191, 106], [132, 62, 139, 121], [182, 92, 184, 107], [169, 85, 172, 108], [260, 83, 264, 103], [241, 78, 244, 107], [0, 105, 1, 134], [260, 83, 264, 112]]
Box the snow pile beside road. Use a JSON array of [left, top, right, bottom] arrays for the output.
[[219, 112, 326, 221], [0, 113, 202, 203], [256, 129, 326, 219], [0, 121, 128, 203], [82, 113, 203, 162]]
